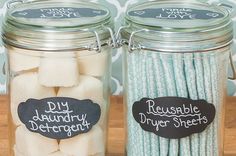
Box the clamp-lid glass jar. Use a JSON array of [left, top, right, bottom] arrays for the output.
[[2, 0, 114, 156], [120, 1, 233, 156]]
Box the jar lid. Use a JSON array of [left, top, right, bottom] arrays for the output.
[[2, 0, 114, 51], [121, 0, 233, 52]]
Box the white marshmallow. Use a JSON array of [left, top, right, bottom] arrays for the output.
[[78, 48, 110, 77], [59, 126, 104, 156], [89, 126, 105, 156], [57, 75, 104, 105], [59, 131, 90, 156], [11, 72, 56, 126], [57, 75, 105, 125], [14, 145, 24, 156], [9, 48, 40, 72], [38, 53, 79, 87], [15, 126, 59, 156]]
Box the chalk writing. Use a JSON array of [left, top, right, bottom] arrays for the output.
[[132, 97, 215, 139], [18, 97, 101, 139]]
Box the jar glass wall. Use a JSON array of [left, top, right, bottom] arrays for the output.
[[2, 0, 113, 156], [121, 1, 233, 156]]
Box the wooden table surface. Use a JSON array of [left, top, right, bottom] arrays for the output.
[[0, 96, 236, 156]]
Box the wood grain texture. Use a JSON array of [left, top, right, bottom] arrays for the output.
[[0, 96, 236, 156], [0, 96, 8, 156]]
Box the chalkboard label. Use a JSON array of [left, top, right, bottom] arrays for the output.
[[132, 97, 216, 139], [128, 8, 224, 20], [18, 97, 101, 139], [12, 7, 107, 19]]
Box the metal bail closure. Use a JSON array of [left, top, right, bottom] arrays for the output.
[[83, 26, 115, 53], [218, 3, 235, 13], [103, 26, 117, 48], [7, 0, 25, 9], [116, 25, 130, 48], [128, 29, 149, 52], [229, 51, 236, 80], [80, 29, 102, 53], [216, 2, 236, 17]]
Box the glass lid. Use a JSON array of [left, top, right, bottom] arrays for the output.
[[7, 0, 110, 28], [121, 0, 233, 52], [3, 0, 113, 51], [125, 0, 230, 30]]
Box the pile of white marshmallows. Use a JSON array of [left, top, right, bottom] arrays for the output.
[[10, 47, 110, 156]]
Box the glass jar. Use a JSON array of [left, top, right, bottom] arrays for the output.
[[2, 0, 114, 156], [120, 1, 234, 156]]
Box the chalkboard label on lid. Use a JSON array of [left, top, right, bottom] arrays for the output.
[[132, 97, 216, 139], [18, 97, 101, 139], [128, 8, 224, 20], [12, 7, 107, 19]]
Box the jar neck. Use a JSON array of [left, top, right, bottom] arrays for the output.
[[2, 21, 114, 51], [121, 20, 233, 53]]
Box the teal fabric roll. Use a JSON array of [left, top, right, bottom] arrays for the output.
[[140, 53, 151, 156], [146, 55, 159, 156], [202, 55, 214, 156], [184, 54, 200, 156], [153, 53, 169, 156], [160, 54, 179, 156], [194, 53, 206, 156], [173, 54, 191, 156], [210, 55, 220, 156]]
